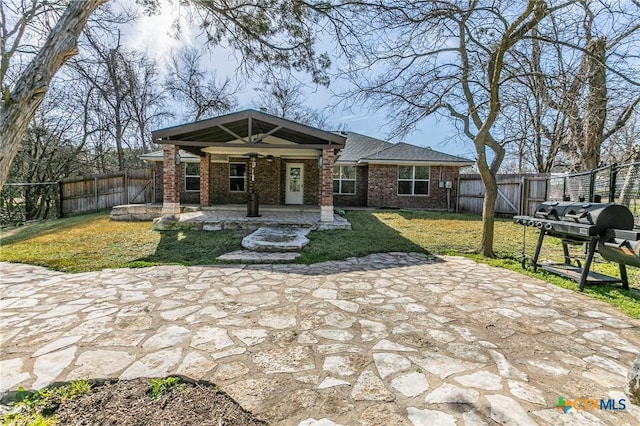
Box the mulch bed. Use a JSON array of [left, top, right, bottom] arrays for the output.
[[40, 378, 265, 425]]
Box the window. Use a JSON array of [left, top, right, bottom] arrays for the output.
[[185, 163, 200, 191], [229, 163, 247, 192], [398, 165, 430, 195], [333, 165, 356, 194]]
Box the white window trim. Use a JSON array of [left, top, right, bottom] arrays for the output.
[[229, 162, 247, 193], [333, 165, 356, 195], [397, 165, 430, 196], [184, 163, 200, 192]]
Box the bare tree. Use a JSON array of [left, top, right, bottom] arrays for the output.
[[255, 78, 328, 127], [165, 46, 237, 121], [504, 2, 640, 172], [331, 0, 568, 256], [0, 0, 332, 189]]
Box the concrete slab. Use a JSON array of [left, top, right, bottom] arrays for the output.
[[242, 227, 311, 252], [216, 250, 300, 263]]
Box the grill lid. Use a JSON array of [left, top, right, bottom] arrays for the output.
[[534, 201, 634, 233]]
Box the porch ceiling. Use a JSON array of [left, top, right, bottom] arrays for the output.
[[151, 109, 345, 151]]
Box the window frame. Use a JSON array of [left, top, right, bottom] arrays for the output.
[[229, 162, 247, 193], [333, 165, 357, 195], [184, 162, 200, 192], [397, 165, 430, 196]]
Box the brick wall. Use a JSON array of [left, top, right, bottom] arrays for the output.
[[200, 154, 211, 206], [211, 159, 247, 204], [254, 157, 282, 204], [367, 164, 460, 209], [154, 160, 203, 204], [154, 162, 163, 202], [319, 148, 334, 207], [334, 165, 368, 207], [156, 156, 326, 206]]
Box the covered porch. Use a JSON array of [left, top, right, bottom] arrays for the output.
[[151, 109, 345, 223]]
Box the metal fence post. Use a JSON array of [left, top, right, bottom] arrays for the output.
[[609, 163, 617, 203], [589, 170, 596, 202]]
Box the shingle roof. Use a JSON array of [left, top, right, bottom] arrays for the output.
[[333, 132, 393, 163], [336, 132, 473, 165]]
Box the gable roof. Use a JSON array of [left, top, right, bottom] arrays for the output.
[[152, 109, 345, 149], [336, 132, 473, 166]]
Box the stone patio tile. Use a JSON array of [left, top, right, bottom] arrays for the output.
[[1, 254, 639, 425]]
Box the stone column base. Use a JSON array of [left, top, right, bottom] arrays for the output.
[[161, 202, 181, 217], [320, 205, 334, 222]]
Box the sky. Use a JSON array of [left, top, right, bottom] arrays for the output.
[[121, 1, 475, 160]]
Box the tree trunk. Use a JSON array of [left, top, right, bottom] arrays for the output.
[[0, 0, 106, 190], [582, 37, 607, 170], [478, 162, 498, 257]]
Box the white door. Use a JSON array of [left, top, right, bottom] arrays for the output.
[[285, 163, 304, 204]]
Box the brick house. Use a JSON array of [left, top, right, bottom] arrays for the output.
[[144, 109, 473, 219]]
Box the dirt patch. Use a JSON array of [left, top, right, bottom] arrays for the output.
[[5, 378, 265, 426]]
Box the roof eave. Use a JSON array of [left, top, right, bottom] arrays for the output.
[[151, 109, 346, 147], [359, 159, 475, 166]]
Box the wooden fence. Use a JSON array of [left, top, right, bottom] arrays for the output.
[[456, 174, 548, 216], [60, 169, 153, 216]]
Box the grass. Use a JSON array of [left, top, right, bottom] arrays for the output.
[[1, 380, 91, 425], [0, 212, 242, 272], [148, 377, 183, 401], [1, 210, 638, 317]]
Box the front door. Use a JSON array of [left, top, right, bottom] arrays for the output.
[[285, 163, 304, 204]]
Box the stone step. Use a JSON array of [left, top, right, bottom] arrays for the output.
[[241, 227, 311, 252], [216, 250, 300, 263]]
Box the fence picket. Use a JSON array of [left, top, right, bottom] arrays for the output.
[[1, 169, 153, 226]]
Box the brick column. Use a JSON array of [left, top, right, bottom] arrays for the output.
[[320, 148, 334, 222], [162, 145, 181, 216], [200, 153, 211, 206]]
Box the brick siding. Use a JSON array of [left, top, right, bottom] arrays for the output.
[[367, 164, 460, 209], [334, 165, 368, 207]]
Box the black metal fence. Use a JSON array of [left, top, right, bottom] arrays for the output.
[[547, 162, 640, 229]]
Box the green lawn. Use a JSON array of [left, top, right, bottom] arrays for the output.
[[1, 210, 638, 318]]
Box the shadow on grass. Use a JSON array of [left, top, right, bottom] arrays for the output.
[[132, 211, 437, 274], [128, 229, 243, 268], [394, 210, 483, 222], [296, 210, 431, 265]]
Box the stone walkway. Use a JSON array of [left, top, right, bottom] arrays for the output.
[[1, 254, 639, 425]]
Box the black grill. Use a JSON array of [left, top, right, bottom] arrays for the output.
[[513, 202, 638, 290]]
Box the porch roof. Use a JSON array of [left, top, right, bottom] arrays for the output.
[[151, 109, 345, 157]]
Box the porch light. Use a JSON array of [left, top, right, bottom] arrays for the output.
[[318, 156, 323, 167], [175, 153, 181, 165], [266, 155, 274, 163]]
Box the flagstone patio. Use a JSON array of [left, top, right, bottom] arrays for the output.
[[1, 254, 639, 425]]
